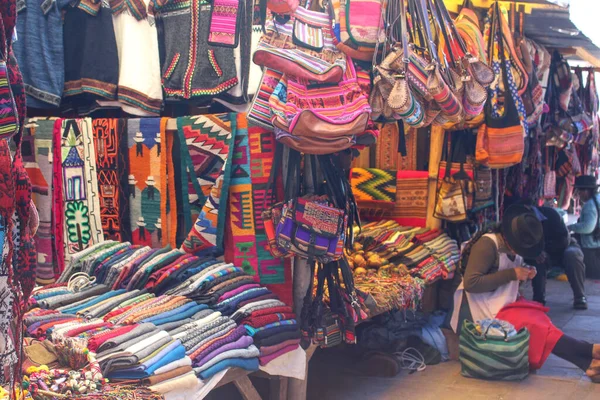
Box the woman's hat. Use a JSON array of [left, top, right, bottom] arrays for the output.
[[501, 205, 544, 259], [574, 175, 598, 189]]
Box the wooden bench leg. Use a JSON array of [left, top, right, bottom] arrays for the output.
[[269, 377, 288, 400], [233, 376, 263, 400]]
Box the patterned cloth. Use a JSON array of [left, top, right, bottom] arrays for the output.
[[92, 119, 130, 242], [391, 171, 429, 228], [126, 118, 170, 248], [23, 118, 58, 284], [224, 121, 293, 305], [60, 118, 104, 262], [350, 168, 397, 209], [179, 114, 236, 255]]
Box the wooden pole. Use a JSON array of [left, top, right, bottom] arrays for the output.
[[426, 126, 445, 229]]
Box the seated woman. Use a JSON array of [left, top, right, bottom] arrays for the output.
[[570, 175, 600, 280], [450, 204, 600, 381]]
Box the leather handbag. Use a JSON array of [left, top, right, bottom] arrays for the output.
[[253, 0, 347, 83], [284, 58, 371, 137]]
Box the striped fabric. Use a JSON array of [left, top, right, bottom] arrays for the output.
[[293, 21, 323, 50], [476, 124, 525, 169], [248, 69, 283, 128], [460, 320, 530, 381], [0, 60, 18, 138], [284, 60, 370, 132]]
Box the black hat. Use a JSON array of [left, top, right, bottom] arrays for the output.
[[501, 205, 544, 259], [574, 175, 598, 190]]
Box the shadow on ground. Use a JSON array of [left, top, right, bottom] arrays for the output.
[[307, 279, 600, 400]]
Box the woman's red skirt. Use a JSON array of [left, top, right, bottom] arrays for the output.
[[496, 299, 564, 370]]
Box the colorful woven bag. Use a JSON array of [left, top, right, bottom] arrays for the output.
[[248, 68, 284, 128], [332, 0, 384, 61], [276, 195, 346, 263], [284, 58, 371, 137], [459, 319, 530, 381], [253, 0, 346, 83]]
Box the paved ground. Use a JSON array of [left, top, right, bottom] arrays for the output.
[[307, 278, 600, 400]]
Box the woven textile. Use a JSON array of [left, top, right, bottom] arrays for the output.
[[60, 118, 104, 261], [179, 114, 236, 255], [224, 121, 293, 305], [52, 119, 66, 276], [23, 119, 57, 284], [126, 118, 169, 248], [92, 119, 130, 242], [350, 168, 397, 205], [391, 171, 429, 227], [374, 122, 398, 170]]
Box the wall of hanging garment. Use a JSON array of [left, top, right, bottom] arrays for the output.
[[15, 0, 256, 114], [26, 114, 292, 303]]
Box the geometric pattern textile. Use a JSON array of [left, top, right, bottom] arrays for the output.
[[93, 118, 130, 242], [224, 119, 292, 305], [126, 118, 168, 248], [179, 113, 236, 255]]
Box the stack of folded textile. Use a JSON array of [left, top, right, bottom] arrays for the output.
[[25, 245, 301, 394]]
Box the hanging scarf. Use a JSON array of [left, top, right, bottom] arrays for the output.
[[224, 120, 293, 305], [179, 113, 236, 256], [24, 119, 58, 285], [92, 118, 131, 242], [59, 118, 104, 262], [126, 118, 170, 248]]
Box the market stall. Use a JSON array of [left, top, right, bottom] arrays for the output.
[[1, 0, 600, 399]]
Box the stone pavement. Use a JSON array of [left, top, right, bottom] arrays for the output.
[[307, 278, 600, 400]]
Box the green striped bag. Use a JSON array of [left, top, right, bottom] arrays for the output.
[[459, 320, 530, 381]]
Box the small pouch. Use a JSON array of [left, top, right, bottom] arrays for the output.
[[207, 0, 242, 48], [292, 5, 326, 51]]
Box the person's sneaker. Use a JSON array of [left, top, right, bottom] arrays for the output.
[[574, 297, 588, 310]]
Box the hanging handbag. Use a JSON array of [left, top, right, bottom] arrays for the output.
[[552, 50, 573, 112], [253, 0, 347, 83], [473, 163, 493, 210], [248, 68, 284, 128], [331, 0, 385, 61], [459, 319, 530, 381], [284, 58, 371, 137], [476, 4, 524, 169], [434, 133, 468, 222], [543, 148, 556, 199], [276, 195, 347, 263]]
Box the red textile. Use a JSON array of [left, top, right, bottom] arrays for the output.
[[496, 299, 564, 370], [87, 324, 136, 352], [243, 312, 297, 329]]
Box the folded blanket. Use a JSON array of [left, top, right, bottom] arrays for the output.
[[142, 365, 193, 386], [88, 325, 137, 352], [190, 325, 247, 364], [40, 284, 109, 309], [143, 302, 207, 325], [107, 343, 186, 379], [194, 335, 253, 368], [255, 330, 302, 348], [194, 345, 259, 374], [196, 357, 259, 380], [153, 356, 192, 375], [149, 371, 199, 394], [259, 339, 301, 357], [259, 344, 298, 366], [97, 323, 156, 353]]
